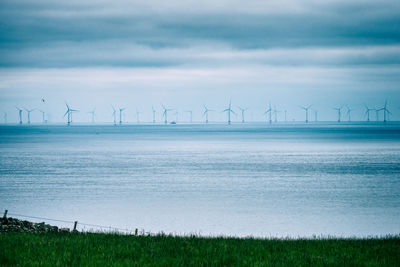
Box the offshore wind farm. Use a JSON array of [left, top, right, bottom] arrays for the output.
[[1, 99, 398, 125]]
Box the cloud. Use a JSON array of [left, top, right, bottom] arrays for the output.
[[1, 0, 400, 68], [1, 41, 400, 68]]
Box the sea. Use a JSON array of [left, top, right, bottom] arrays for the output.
[[1, 123, 399, 237]]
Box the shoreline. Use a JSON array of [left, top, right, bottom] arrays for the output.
[[1, 216, 399, 240]]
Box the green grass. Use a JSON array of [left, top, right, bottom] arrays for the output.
[[1, 233, 399, 266]]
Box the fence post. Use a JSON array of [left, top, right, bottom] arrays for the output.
[[3, 210, 7, 219], [73, 221, 78, 232]]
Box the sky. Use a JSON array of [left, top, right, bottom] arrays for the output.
[[0, 0, 399, 123]]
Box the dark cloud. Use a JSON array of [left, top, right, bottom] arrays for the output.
[[0, 0, 399, 67]]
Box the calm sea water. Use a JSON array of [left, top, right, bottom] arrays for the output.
[[1, 123, 400, 237]]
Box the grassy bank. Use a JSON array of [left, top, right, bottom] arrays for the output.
[[1, 233, 400, 266]]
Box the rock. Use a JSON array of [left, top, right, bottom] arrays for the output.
[[0, 217, 76, 233]]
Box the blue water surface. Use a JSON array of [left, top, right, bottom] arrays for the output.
[[1, 123, 399, 237]]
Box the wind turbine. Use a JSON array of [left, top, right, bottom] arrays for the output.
[[313, 109, 318, 122], [119, 108, 125, 125], [87, 108, 96, 123], [162, 104, 173, 124], [300, 105, 312, 123], [345, 105, 353, 122], [186, 110, 193, 123], [273, 106, 280, 123], [364, 105, 374, 122], [203, 105, 213, 124], [15, 107, 23, 124], [38, 110, 46, 123], [64, 103, 78, 125], [174, 111, 179, 122], [223, 99, 236, 125], [378, 100, 391, 123], [3, 112, 7, 124], [136, 108, 140, 123], [284, 110, 287, 122], [238, 106, 248, 123], [375, 107, 380, 121], [333, 106, 343, 123], [24, 108, 35, 124], [111, 106, 117, 125], [152, 106, 156, 123], [264, 102, 272, 124]]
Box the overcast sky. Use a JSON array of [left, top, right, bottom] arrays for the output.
[[0, 0, 399, 123]]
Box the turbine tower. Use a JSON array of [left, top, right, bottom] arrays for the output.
[[378, 100, 391, 123], [313, 109, 318, 122], [162, 105, 173, 124], [24, 108, 35, 124], [273, 106, 280, 123], [284, 110, 287, 122], [64, 103, 78, 125], [238, 106, 248, 123], [223, 99, 236, 125], [136, 108, 140, 123], [375, 108, 380, 121], [111, 106, 117, 125], [203, 106, 213, 124], [119, 108, 125, 125], [38, 110, 46, 123], [3, 112, 7, 124], [333, 106, 343, 123], [15, 107, 23, 124], [364, 105, 374, 122], [346, 105, 353, 122], [264, 102, 272, 124], [88, 108, 96, 123], [300, 105, 312, 123], [186, 110, 193, 123], [174, 111, 179, 122], [152, 106, 156, 123]]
